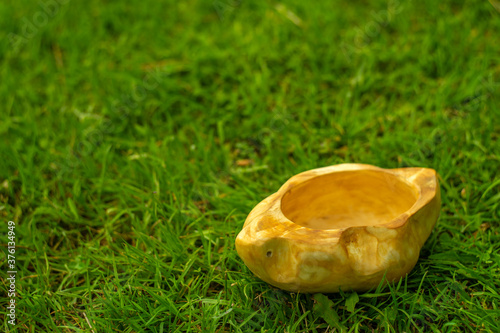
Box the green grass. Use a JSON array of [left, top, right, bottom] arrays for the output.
[[1, 0, 499, 331]]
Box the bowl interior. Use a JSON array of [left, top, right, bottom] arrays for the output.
[[281, 170, 419, 230]]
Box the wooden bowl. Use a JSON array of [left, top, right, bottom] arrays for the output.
[[235, 164, 441, 293]]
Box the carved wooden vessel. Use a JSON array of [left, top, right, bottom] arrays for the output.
[[235, 164, 440, 293]]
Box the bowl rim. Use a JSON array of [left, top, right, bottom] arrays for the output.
[[243, 163, 439, 242]]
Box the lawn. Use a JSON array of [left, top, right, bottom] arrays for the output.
[[0, 0, 499, 332]]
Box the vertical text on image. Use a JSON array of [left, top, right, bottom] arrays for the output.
[[6, 221, 17, 326]]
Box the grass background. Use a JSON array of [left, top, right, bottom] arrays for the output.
[[1, 0, 499, 331]]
